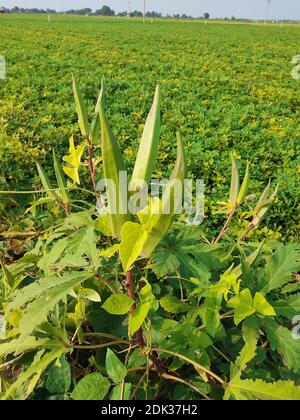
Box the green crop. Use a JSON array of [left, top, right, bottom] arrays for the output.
[[0, 77, 299, 401], [0, 15, 299, 240]]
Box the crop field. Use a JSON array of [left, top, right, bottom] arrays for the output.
[[1, 14, 299, 238], [1, 14, 300, 401]]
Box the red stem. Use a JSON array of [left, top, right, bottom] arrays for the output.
[[126, 270, 145, 348]]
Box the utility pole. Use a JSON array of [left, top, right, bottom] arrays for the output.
[[128, 0, 131, 18], [264, 0, 271, 24], [143, 0, 146, 23]]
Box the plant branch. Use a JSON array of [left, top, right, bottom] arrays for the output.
[[95, 273, 118, 295], [213, 209, 236, 244], [239, 221, 255, 241], [161, 373, 211, 400], [70, 339, 127, 350], [126, 270, 145, 348], [153, 347, 225, 385]]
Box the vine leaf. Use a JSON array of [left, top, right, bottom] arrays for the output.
[[106, 348, 127, 384], [224, 378, 300, 400], [258, 244, 300, 294], [71, 373, 110, 401], [6, 272, 93, 339], [233, 318, 259, 375], [3, 349, 66, 400], [272, 293, 300, 318], [263, 319, 300, 373]]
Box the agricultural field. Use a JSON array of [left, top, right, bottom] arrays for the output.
[[0, 14, 299, 239], [0, 14, 300, 401]]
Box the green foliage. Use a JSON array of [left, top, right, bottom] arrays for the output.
[[46, 356, 71, 395], [71, 373, 110, 400], [225, 378, 300, 401], [258, 244, 300, 293], [0, 56, 299, 400], [1, 15, 299, 239], [102, 294, 133, 315], [263, 319, 300, 373], [106, 349, 127, 384]]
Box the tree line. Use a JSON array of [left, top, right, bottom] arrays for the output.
[[1, 5, 210, 20]]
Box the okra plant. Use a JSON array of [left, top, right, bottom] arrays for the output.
[[0, 79, 299, 401]]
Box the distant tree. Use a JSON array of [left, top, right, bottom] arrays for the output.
[[132, 10, 143, 17], [231, 16, 236, 21], [203, 12, 210, 19], [94, 6, 115, 16]]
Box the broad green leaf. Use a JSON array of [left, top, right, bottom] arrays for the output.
[[229, 157, 239, 209], [119, 222, 148, 272], [63, 136, 85, 185], [231, 241, 264, 279], [72, 76, 89, 137], [160, 295, 189, 313], [46, 356, 71, 394], [209, 272, 239, 301], [272, 294, 300, 318], [140, 133, 186, 258], [252, 185, 278, 227], [254, 180, 271, 212], [152, 250, 180, 277], [102, 293, 133, 315], [95, 214, 112, 236], [227, 289, 255, 326], [71, 373, 110, 400], [99, 244, 120, 258], [234, 318, 259, 374], [3, 349, 65, 400], [99, 85, 130, 237], [199, 296, 221, 336], [110, 383, 132, 400], [253, 292, 276, 316], [258, 244, 300, 294], [129, 302, 151, 335], [127, 348, 147, 369], [7, 272, 93, 338], [225, 377, 300, 401], [80, 288, 101, 302], [106, 348, 127, 384], [1, 262, 14, 288], [131, 85, 160, 190], [263, 319, 300, 373], [236, 162, 250, 206], [0, 336, 57, 358]]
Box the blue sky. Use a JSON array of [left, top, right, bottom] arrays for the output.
[[1, 0, 300, 20]]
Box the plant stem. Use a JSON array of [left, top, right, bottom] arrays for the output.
[[95, 272, 118, 295], [70, 339, 127, 350], [239, 221, 255, 241], [213, 209, 236, 244], [153, 347, 225, 385], [162, 373, 211, 400], [126, 270, 145, 348]]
